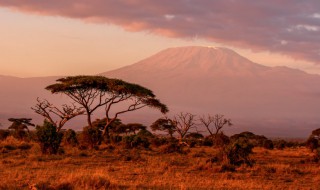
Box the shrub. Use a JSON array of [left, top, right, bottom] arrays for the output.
[[213, 132, 230, 147], [208, 137, 254, 168], [273, 140, 287, 150], [36, 121, 63, 154], [136, 129, 154, 139], [0, 129, 10, 140], [313, 148, 320, 162], [185, 132, 204, 139], [122, 135, 150, 149], [150, 137, 169, 147], [63, 129, 79, 147], [262, 139, 274, 150], [201, 137, 214, 147], [306, 137, 318, 151], [80, 126, 102, 149], [159, 142, 184, 154], [223, 138, 254, 166]]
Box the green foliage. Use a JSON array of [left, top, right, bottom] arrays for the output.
[[63, 129, 79, 147], [36, 120, 63, 154], [80, 126, 102, 149]]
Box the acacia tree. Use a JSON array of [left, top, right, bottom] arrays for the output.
[[46, 76, 168, 139], [172, 112, 196, 140], [150, 118, 176, 137], [46, 76, 110, 128], [199, 114, 232, 141], [8, 118, 35, 132], [8, 118, 35, 139], [31, 98, 84, 132]]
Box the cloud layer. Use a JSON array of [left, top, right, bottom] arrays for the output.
[[1, 0, 320, 63]]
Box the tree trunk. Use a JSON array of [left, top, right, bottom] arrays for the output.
[[86, 113, 92, 128]]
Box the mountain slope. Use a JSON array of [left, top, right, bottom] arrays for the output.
[[101, 46, 320, 137]]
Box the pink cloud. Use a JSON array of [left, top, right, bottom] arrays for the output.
[[1, 0, 320, 63]]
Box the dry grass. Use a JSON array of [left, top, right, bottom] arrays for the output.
[[0, 139, 319, 190]]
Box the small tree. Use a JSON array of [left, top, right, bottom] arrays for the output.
[[81, 126, 102, 149], [36, 120, 63, 154], [8, 118, 35, 139], [150, 118, 176, 137], [172, 112, 196, 140], [63, 129, 78, 147], [199, 114, 232, 143], [32, 98, 84, 132]]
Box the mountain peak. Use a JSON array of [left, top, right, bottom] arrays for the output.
[[102, 46, 268, 77]]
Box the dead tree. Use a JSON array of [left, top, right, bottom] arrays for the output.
[[31, 98, 84, 132], [173, 112, 196, 140], [199, 114, 232, 140]]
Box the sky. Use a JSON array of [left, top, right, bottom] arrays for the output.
[[0, 1, 320, 77]]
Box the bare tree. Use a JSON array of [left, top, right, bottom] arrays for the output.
[[199, 114, 232, 139], [32, 98, 84, 132], [173, 112, 196, 140]]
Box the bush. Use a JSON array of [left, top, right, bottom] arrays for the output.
[[273, 140, 287, 150], [122, 135, 150, 149], [262, 139, 274, 150], [306, 137, 319, 151], [0, 129, 10, 140], [201, 137, 214, 147], [223, 138, 254, 166], [63, 129, 79, 147], [150, 137, 169, 147], [208, 137, 254, 168], [36, 121, 63, 154], [80, 126, 102, 149], [213, 132, 230, 147], [136, 129, 154, 139], [159, 142, 185, 154]]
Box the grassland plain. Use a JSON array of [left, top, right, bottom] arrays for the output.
[[0, 137, 319, 190]]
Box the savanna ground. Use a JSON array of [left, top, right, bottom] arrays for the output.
[[0, 137, 319, 190]]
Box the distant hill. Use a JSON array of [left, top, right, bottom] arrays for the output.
[[1, 46, 320, 137]]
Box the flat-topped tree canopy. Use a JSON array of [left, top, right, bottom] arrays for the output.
[[45, 75, 168, 130], [47, 76, 155, 96]]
